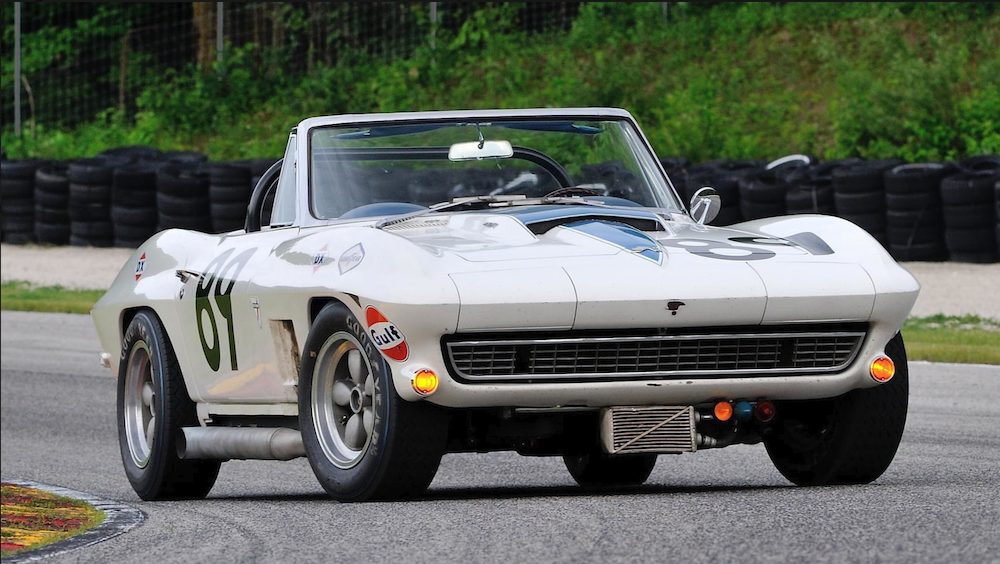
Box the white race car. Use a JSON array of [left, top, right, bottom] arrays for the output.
[[91, 108, 919, 502]]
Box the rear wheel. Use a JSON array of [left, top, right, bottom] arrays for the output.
[[118, 310, 221, 500], [299, 302, 447, 501], [563, 450, 657, 488], [764, 332, 909, 486]]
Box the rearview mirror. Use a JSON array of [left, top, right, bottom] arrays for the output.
[[448, 140, 514, 161], [689, 187, 721, 225]]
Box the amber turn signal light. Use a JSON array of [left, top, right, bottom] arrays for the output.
[[411, 369, 440, 396], [713, 401, 733, 422], [870, 356, 895, 383]]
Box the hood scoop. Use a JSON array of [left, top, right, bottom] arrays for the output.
[[493, 205, 666, 235]]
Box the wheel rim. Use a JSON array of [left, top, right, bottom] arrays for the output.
[[124, 342, 156, 468], [312, 332, 376, 469]]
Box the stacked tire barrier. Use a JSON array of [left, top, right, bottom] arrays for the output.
[[112, 163, 160, 248], [205, 162, 254, 233], [832, 159, 905, 249], [156, 163, 212, 233], [940, 156, 1000, 263], [67, 158, 116, 247], [1, 159, 49, 244], [883, 163, 952, 262], [784, 159, 861, 215], [35, 162, 72, 245], [2, 149, 999, 265]]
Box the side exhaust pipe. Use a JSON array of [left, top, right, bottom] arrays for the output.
[[178, 427, 305, 461]]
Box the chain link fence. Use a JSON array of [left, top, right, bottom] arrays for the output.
[[2, 2, 585, 134]]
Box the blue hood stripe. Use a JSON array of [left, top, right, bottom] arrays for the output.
[[562, 219, 663, 264]]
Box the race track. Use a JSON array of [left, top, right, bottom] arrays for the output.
[[2, 311, 998, 564]]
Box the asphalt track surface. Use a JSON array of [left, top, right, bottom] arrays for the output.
[[2, 311, 998, 564]]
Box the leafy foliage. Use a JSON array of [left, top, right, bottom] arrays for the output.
[[2, 2, 998, 163]]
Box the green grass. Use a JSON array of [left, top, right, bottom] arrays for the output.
[[0, 281, 105, 315], [2, 280, 997, 365], [901, 314, 1000, 365]]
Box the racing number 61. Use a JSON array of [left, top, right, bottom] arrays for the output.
[[195, 248, 255, 371]]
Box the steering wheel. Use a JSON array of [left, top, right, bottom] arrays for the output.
[[543, 186, 605, 198]]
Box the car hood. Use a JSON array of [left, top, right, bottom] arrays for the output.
[[376, 206, 880, 331]]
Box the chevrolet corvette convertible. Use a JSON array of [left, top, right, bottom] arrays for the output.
[[91, 108, 919, 502]]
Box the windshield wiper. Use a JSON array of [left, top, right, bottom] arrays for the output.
[[372, 194, 609, 230], [374, 195, 527, 229]]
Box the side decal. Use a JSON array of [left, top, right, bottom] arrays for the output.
[[365, 306, 409, 362], [134, 253, 146, 281], [312, 245, 328, 273], [660, 238, 776, 261], [195, 247, 257, 371], [338, 243, 365, 274]]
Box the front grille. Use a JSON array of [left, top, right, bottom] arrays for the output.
[[443, 325, 865, 382]]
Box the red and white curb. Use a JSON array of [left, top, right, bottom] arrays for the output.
[[1, 478, 145, 563]]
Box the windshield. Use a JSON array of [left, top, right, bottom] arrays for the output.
[[308, 118, 682, 219]]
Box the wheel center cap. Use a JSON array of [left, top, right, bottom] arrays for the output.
[[349, 386, 364, 413]]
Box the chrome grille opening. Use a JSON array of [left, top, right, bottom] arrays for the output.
[[443, 325, 866, 383]]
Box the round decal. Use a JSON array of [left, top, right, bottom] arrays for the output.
[[365, 306, 409, 362], [661, 238, 776, 261]]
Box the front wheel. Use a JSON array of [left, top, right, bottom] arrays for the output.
[[117, 310, 220, 500], [764, 332, 909, 486], [299, 302, 447, 502]]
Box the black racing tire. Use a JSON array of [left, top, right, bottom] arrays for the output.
[[840, 212, 886, 234], [158, 212, 211, 232], [34, 188, 70, 209], [2, 231, 34, 244], [35, 222, 70, 245], [118, 310, 221, 500], [210, 201, 249, 220], [889, 242, 948, 262], [1, 158, 50, 180], [940, 172, 998, 206], [69, 182, 112, 205], [1, 177, 34, 199], [2, 215, 34, 233], [948, 251, 999, 264], [70, 220, 114, 239], [957, 155, 1000, 174], [883, 163, 952, 195], [113, 222, 157, 242], [68, 158, 114, 185], [112, 205, 158, 227], [2, 198, 34, 216], [34, 162, 70, 194], [739, 170, 789, 204], [942, 203, 995, 229], [945, 227, 998, 253], [834, 190, 885, 215], [740, 199, 785, 221], [887, 224, 943, 246], [765, 332, 908, 486], [34, 205, 70, 224], [786, 182, 834, 214], [69, 203, 111, 222], [563, 451, 657, 489], [299, 302, 447, 502], [885, 191, 941, 212], [832, 159, 904, 195], [157, 192, 209, 216], [156, 165, 210, 199]]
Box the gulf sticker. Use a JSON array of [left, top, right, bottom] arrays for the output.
[[365, 306, 409, 362], [134, 253, 146, 281]]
